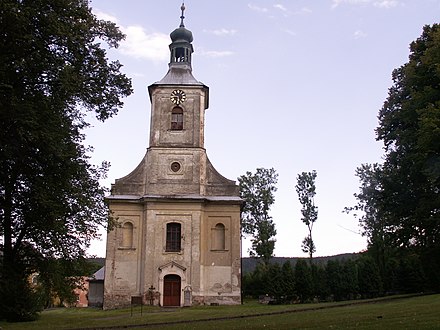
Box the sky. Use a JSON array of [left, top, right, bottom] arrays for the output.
[[85, 0, 440, 258]]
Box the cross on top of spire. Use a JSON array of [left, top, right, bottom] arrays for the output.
[[180, 3, 186, 27]]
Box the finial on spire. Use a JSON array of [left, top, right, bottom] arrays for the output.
[[180, 3, 186, 27]]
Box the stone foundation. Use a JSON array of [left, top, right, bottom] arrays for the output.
[[192, 295, 241, 306], [103, 293, 132, 310]]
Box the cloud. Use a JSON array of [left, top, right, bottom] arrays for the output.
[[353, 30, 368, 39], [298, 7, 313, 14], [198, 50, 235, 58], [93, 9, 169, 62], [250, 3, 311, 17], [94, 9, 119, 24], [248, 3, 268, 13], [273, 4, 288, 12], [203, 28, 238, 36], [332, 0, 368, 8], [332, 0, 399, 8], [282, 28, 297, 36], [119, 26, 169, 62], [93, 9, 235, 62], [373, 0, 398, 8]]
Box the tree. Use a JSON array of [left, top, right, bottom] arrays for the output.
[[376, 24, 440, 254], [280, 261, 295, 302], [266, 263, 284, 303], [294, 259, 312, 303], [295, 171, 318, 259], [394, 252, 426, 293], [357, 255, 382, 298], [325, 260, 343, 301], [238, 168, 278, 265], [344, 163, 395, 285], [349, 24, 440, 292], [310, 263, 328, 301], [0, 0, 132, 321], [35, 257, 98, 308], [340, 260, 359, 300]]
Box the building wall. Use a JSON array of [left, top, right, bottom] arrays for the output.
[[198, 204, 241, 305], [104, 203, 143, 308], [72, 279, 89, 308], [103, 199, 240, 309], [149, 86, 207, 149]]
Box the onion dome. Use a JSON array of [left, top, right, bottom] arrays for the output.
[[170, 4, 193, 43], [149, 1, 209, 103]]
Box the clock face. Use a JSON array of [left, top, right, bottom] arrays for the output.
[[170, 89, 186, 105]]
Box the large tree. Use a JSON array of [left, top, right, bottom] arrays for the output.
[[375, 24, 440, 251], [238, 168, 278, 265], [295, 170, 318, 259], [349, 24, 440, 291], [0, 0, 132, 321]]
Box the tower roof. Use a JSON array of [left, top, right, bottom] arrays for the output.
[[170, 3, 193, 43], [148, 3, 208, 107]]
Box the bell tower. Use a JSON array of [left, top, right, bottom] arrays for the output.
[[104, 4, 242, 309], [148, 3, 209, 150]]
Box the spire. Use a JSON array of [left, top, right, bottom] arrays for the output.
[[149, 2, 205, 87], [169, 3, 193, 66], [170, 3, 193, 45], [180, 3, 186, 28]]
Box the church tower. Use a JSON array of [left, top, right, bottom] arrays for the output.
[[103, 4, 242, 308]]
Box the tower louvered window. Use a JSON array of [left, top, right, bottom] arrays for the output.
[[171, 107, 183, 130]]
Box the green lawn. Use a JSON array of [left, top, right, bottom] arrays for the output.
[[1, 294, 439, 329]]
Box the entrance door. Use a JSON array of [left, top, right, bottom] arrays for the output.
[[163, 275, 181, 306]]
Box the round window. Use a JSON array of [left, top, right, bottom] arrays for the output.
[[171, 162, 181, 172]]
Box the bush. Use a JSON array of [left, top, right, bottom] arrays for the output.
[[0, 267, 42, 322]]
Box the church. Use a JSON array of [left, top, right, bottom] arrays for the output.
[[103, 5, 242, 309]]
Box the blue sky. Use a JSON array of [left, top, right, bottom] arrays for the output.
[[86, 0, 440, 258]]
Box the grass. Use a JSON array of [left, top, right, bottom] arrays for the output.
[[1, 294, 439, 329]]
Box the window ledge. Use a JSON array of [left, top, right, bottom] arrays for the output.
[[163, 250, 183, 255]]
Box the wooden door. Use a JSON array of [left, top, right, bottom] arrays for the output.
[[163, 275, 181, 306]]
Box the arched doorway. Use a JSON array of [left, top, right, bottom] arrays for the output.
[[163, 274, 181, 306]]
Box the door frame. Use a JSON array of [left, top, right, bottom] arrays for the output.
[[158, 261, 187, 307]]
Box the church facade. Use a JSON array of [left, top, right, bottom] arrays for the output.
[[103, 6, 242, 309]]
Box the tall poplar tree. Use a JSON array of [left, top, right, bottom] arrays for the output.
[[295, 170, 318, 260], [0, 0, 132, 321]]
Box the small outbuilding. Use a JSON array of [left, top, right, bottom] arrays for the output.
[[88, 266, 104, 307]]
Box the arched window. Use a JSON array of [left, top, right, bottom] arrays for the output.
[[171, 47, 190, 63], [122, 222, 134, 248], [212, 223, 226, 250], [166, 222, 181, 252], [171, 107, 183, 130], [175, 47, 187, 62]]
